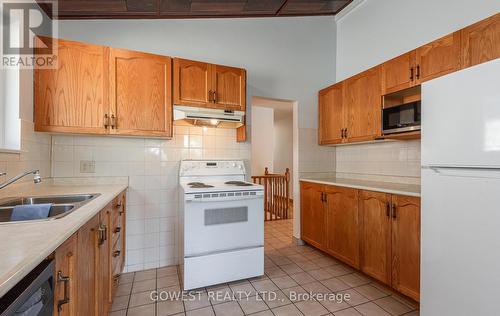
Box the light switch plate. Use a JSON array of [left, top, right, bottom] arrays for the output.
[[80, 160, 95, 173]]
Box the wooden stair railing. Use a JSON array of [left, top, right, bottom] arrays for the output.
[[252, 168, 291, 221]]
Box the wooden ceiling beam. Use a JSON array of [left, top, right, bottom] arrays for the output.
[[37, 0, 353, 20]]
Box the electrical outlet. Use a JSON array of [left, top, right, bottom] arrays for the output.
[[80, 160, 95, 173]]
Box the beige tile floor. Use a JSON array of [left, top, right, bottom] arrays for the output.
[[111, 220, 419, 316]]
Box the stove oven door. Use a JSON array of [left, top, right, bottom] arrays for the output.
[[183, 195, 264, 257]]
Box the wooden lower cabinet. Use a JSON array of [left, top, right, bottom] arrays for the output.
[[391, 194, 421, 301], [359, 190, 391, 284], [300, 182, 326, 249], [300, 182, 420, 301], [54, 234, 78, 316], [98, 206, 112, 315], [53, 191, 126, 316], [325, 186, 360, 268], [76, 214, 99, 316]]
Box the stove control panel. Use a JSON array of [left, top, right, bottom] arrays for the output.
[[180, 160, 246, 177]]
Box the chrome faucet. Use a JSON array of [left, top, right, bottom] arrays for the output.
[[0, 170, 42, 190]]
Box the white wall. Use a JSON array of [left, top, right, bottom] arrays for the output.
[[251, 106, 274, 176], [336, 0, 500, 80], [273, 112, 294, 194]]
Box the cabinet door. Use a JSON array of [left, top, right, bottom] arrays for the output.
[[325, 186, 360, 268], [359, 190, 391, 284], [391, 194, 420, 301], [77, 214, 99, 316], [318, 82, 344, 145], [237, 123, 247, 142], [97, 206, 112, 315], [345, 67, 382, 143], [416, 31, 461, 83], [382, 51, 416, 94], [461, 13, 500, 68], [212, 65, 246, 111], [173, 58, 212, 107], [109, 48, 172, 138], [34, 36, 108, 134], [300, 182, 326, 249], [54, 234, 78, 316]]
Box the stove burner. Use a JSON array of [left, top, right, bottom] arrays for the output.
[[225, 181, 254, 187], [188, 182, 214, 188]]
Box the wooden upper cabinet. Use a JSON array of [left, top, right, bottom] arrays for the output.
[[300, 182, 326, 249], [359, 190, 391, 284], [416, 31, 461, 83], [212, 65, 246, 111], [391, 194, 421, 302], [109, 48, 172, 138], [35, 37, 109, 134], [325, 185, 360, 268], [54, 234, 78, 316], [345, 67, 382, 142], [318, 82, 344, 145], [173, 58, 212, 107], [236, 122, 247, 143], [173, 58, 247, 112], [461, 13, 500, 68], [382, 51, 416, 95]]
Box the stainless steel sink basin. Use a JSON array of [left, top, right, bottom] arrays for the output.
[[0, 194, 100, 223], [0, 194, 96, 207]]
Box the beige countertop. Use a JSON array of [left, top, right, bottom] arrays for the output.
[[300, 177, 421, 197], [0, 178, 128, 298]]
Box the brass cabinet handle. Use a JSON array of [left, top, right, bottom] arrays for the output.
[[113, 250, 121, 257], [386, 202, 391, 217], [392, 204, 397, 219], [410, 67, 414, 81], [57, 271, 70, 312], [110, 114, 117, 129], [416, 65, 420, 80], [344, 128, 348, 138], [213, 91, 217, 103], [208, 90, 213, 102], [114, 227, 121, 233], [98, 224, 107, 245], [104, 114, 110, 129]]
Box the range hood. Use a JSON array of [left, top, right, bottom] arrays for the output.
[[173, 105, 244, 128]]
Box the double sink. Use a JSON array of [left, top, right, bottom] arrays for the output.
[[0, 194, 100, 223]]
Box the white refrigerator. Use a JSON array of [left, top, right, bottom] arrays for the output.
[[421, 58, 500, 316]]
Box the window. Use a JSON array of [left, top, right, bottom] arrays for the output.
[[0, 7, 21, 152]]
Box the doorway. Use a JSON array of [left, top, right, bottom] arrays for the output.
[[250, 96, 297, 235]]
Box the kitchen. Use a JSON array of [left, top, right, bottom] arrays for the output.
[[0, 1, 499, 316]]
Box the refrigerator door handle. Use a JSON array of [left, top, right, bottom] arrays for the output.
[[426, 166, 500, 178]]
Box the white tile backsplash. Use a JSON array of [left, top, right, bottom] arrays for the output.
[[0, 120, 51, 184], [335, 140, 421, 184], [51, 124, 251, 272]]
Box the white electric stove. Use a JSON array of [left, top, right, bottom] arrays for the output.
[[179, 160, 264, 290]]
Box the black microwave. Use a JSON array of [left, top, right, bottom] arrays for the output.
[[382, 101, 421, 135]]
